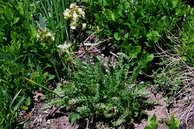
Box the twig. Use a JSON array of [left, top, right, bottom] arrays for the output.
[[82, 37, 113, 47], [83, 32, 96, 44]]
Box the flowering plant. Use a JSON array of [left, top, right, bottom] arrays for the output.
[[37, 27, 55, 43], [57, 41, 72, 55], [63, 3, 86, 30]]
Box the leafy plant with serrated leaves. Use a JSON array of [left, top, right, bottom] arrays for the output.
[[45, 55, 149, 127]]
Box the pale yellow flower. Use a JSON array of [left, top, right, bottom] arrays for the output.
[[72, 12, 79, 19], [63, 3, 86, 30], [70, 25, 76, 30], [82, 23, 87, 30], [63, 9, 71, 19], [57, 42, 71, 50], [77, 8, 85, 17], [57, 41, 71, 55], [46, 32, 55, 41], [70, 3, 77, 9]]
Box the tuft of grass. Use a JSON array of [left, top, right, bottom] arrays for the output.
[[152, 42, 194, 106]]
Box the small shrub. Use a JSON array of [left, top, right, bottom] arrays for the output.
[[145, 116, 158, 129], [166, 116, 180, 129], [145, 115, 180, 129], [45, 56, 149, 127]]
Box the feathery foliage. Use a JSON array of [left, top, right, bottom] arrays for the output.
[[45, 56, 149, 126]]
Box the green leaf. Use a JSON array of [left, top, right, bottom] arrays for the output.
[[22, 106, 29, 111], [69, 113, 81, 124], [102, 0, 108, 6], [125, 45, 142, 59], [146, 31, 160, 43], [169, 0, 180, 8], [48, 74, 55, 81], [165, 116, 180, 129], [12, 17, 20, 25], [114, 32, 121, 40], [145, 54, 154, 63], [9, 89, 22, 108], [24, 97, 31, 106], [105, 9, 116, 21], [145, 115, 158, 129], [124, 33, 129, 39]]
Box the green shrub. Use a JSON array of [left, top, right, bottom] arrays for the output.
[[0, 1, 36, 128], [84, 0, 192, 78], [45, 56, 149, 127], [180, 10, 194, 66], [0, 0, 59, 128]]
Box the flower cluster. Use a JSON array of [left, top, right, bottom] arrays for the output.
[[37, 28, 55, 43], [63, 3, 86, 30], [57, 41, 72, 55]]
